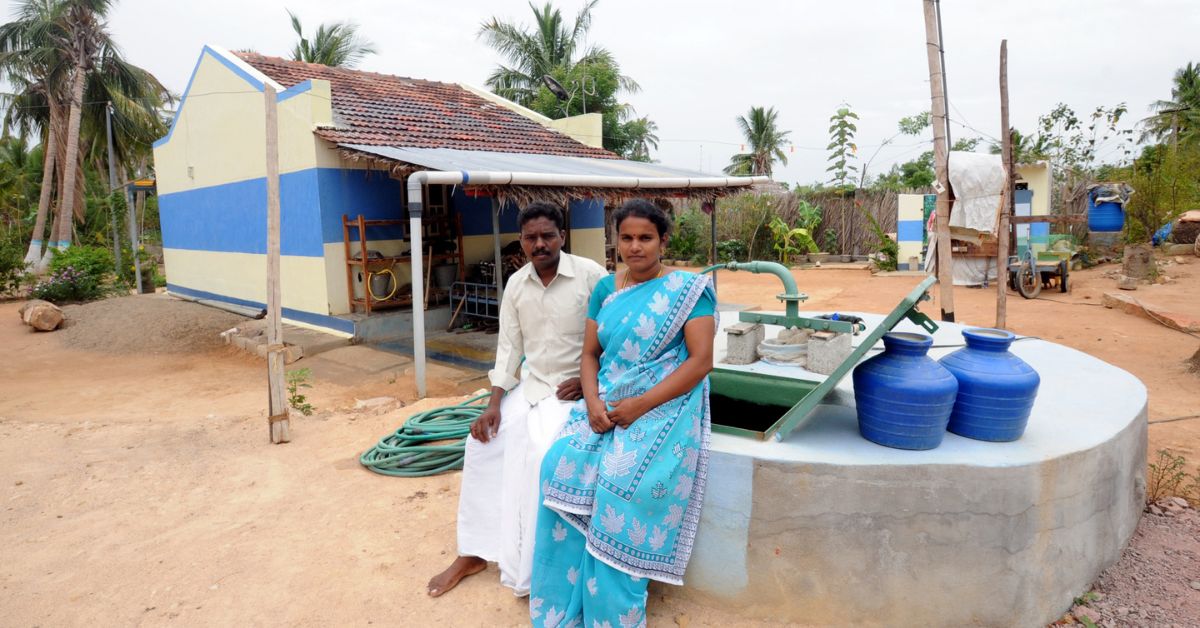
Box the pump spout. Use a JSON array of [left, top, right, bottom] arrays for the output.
[[701, 260, 806, 319]]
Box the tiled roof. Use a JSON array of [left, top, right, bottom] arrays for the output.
[[235, 52, 616, 160]]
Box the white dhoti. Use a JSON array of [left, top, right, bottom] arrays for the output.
[[456, 382, 574, 596]]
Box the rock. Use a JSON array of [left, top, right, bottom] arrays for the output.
[[1148, 504, 1163, 516], [674, 614, 690, 628], [20, 299, 64, 331], [1116, 607, 1130, 616], [1168, 496, 1190, 509], [1175, 256, 1188, 264], [1117, 275, 1139, 290], [1190, 581, 1200, 591]]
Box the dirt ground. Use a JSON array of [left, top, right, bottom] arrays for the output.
[[2, 259, 1198, 627]]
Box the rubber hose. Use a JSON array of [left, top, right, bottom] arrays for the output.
[[359, 392, 490, 477]]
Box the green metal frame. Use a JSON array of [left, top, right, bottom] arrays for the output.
[[700, 262, 939, 442], [761, 275, 938, 441]]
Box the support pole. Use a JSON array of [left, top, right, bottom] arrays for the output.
[[264, 85, 290, 444], [104, 103, 122, 276], [492, 198, 504, 303], [923, 0, 955, 322], [996, 40, 1013, 329], [709, 199, 718, 291], [409, 185, 426, 399]]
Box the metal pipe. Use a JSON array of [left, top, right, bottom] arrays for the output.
[[700, 260, 802, 319], [406, 171, 768, 398]]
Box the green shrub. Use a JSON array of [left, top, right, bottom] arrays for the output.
[[49, 245, 113, 282], [29, 265, 105, 303], [0, 234, 29, 295], [716, 239, 747, 262], [666, 210, 705, 261]]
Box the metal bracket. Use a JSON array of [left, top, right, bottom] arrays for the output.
[[737, 312, 856, 334]]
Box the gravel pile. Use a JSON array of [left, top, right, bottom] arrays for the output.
[[58, 294, 249, 354]]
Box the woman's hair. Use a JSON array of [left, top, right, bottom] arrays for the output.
[[518, 202, 565, 231], [613, 198, 671, 237]]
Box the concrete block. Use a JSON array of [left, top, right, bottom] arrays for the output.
[[807, 331, 852, 375], [722, 323, 763, 365], [232, 335, 256, 352]]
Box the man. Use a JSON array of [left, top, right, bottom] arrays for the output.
[[427, 201, 606, 598]]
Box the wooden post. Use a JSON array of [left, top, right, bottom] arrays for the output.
[[996, 40, 1013, 329], [491, 198, 504, 302], [264, 85, 290, 444], [923, 0, 955, 322]]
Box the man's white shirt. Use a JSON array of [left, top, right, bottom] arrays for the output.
[[487, 252, 607, 403]]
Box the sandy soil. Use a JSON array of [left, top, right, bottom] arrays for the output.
[[2, 258, 1198, 627]]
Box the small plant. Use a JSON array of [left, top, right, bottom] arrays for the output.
[[716, 239, 747, 262], [665, 210, 704, 262], [822, 228, 838, 254], [286, 367, 316, 416], [1146, 448, 1190, 503], [49, 245, 113, 281], [767, 216, 817, 264], [0, 235, 29, 296], [29, 265, 105, 303], [861, 209, 899, 271]]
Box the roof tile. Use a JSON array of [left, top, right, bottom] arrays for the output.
[[236, 52, 616, 160]]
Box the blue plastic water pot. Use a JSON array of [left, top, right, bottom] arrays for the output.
[[852, 332, 959, 450], [939, 328, 1040, 442]]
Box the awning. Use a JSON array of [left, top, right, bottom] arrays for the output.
[[341, 145, 729, 179], [336, 144, 770, 399]]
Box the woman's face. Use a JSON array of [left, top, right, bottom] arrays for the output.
[[617, 215, 667, 274]]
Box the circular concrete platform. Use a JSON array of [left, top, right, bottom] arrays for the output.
[[680, 314, 1147, 626]]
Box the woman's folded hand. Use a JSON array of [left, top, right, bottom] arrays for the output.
[[587, 398, 614, 434], [607, 395, 649, 428]]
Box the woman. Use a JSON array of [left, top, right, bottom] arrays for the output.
[[529, 199, 716, 627]]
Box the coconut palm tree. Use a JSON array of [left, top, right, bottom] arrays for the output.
[[1143, 62, 1200, 147], [624, 116, 658, 162], [988, 128, 1050, 164], [1, 0, 171, 267], [287, 9, 377, 68], [478, 0, 637, 108], [724, 106, 791, 178]]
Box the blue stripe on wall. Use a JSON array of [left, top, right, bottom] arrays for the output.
[[1030, 222, 1050, 240], [569, 198, 605, 229], [454, 190, 520, 236], [316, 168, 406, 244], [161, 168, 615, 256], [160, 170, 325, 256], [167, 283, 355, 334], [897, 219, 924, 242]]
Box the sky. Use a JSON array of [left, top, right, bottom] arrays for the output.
[[7, 0, 1197, 185]]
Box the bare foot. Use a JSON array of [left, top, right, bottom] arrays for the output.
[[427, 556, 487, 597]]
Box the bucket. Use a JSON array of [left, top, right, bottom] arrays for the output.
[[368, 270, 395, 300], [758, 337, 808, 366], [432, 263, 458, 289]]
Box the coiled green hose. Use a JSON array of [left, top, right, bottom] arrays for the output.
[[359, 392, 491, 477]]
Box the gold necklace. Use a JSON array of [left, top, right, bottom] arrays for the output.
[[622, 263, 664, 290]]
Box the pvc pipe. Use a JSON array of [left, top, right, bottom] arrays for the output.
[[406, 170, 768, 399], [701, 260, 802, 318]]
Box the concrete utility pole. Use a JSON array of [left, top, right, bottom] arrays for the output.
[[996, 40, 1014, 329], [104, 103, 122, 276], [264, 85, 291, 444], [922, 0, 955, 322]]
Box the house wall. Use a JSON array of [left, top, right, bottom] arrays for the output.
[[1016, 162, 1052, 252], [896, 194, 927, 270], [154, 46, 609, 331], [152, 46, 352, 332]]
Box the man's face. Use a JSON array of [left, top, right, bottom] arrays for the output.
[[520, 216, 565, 273]]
